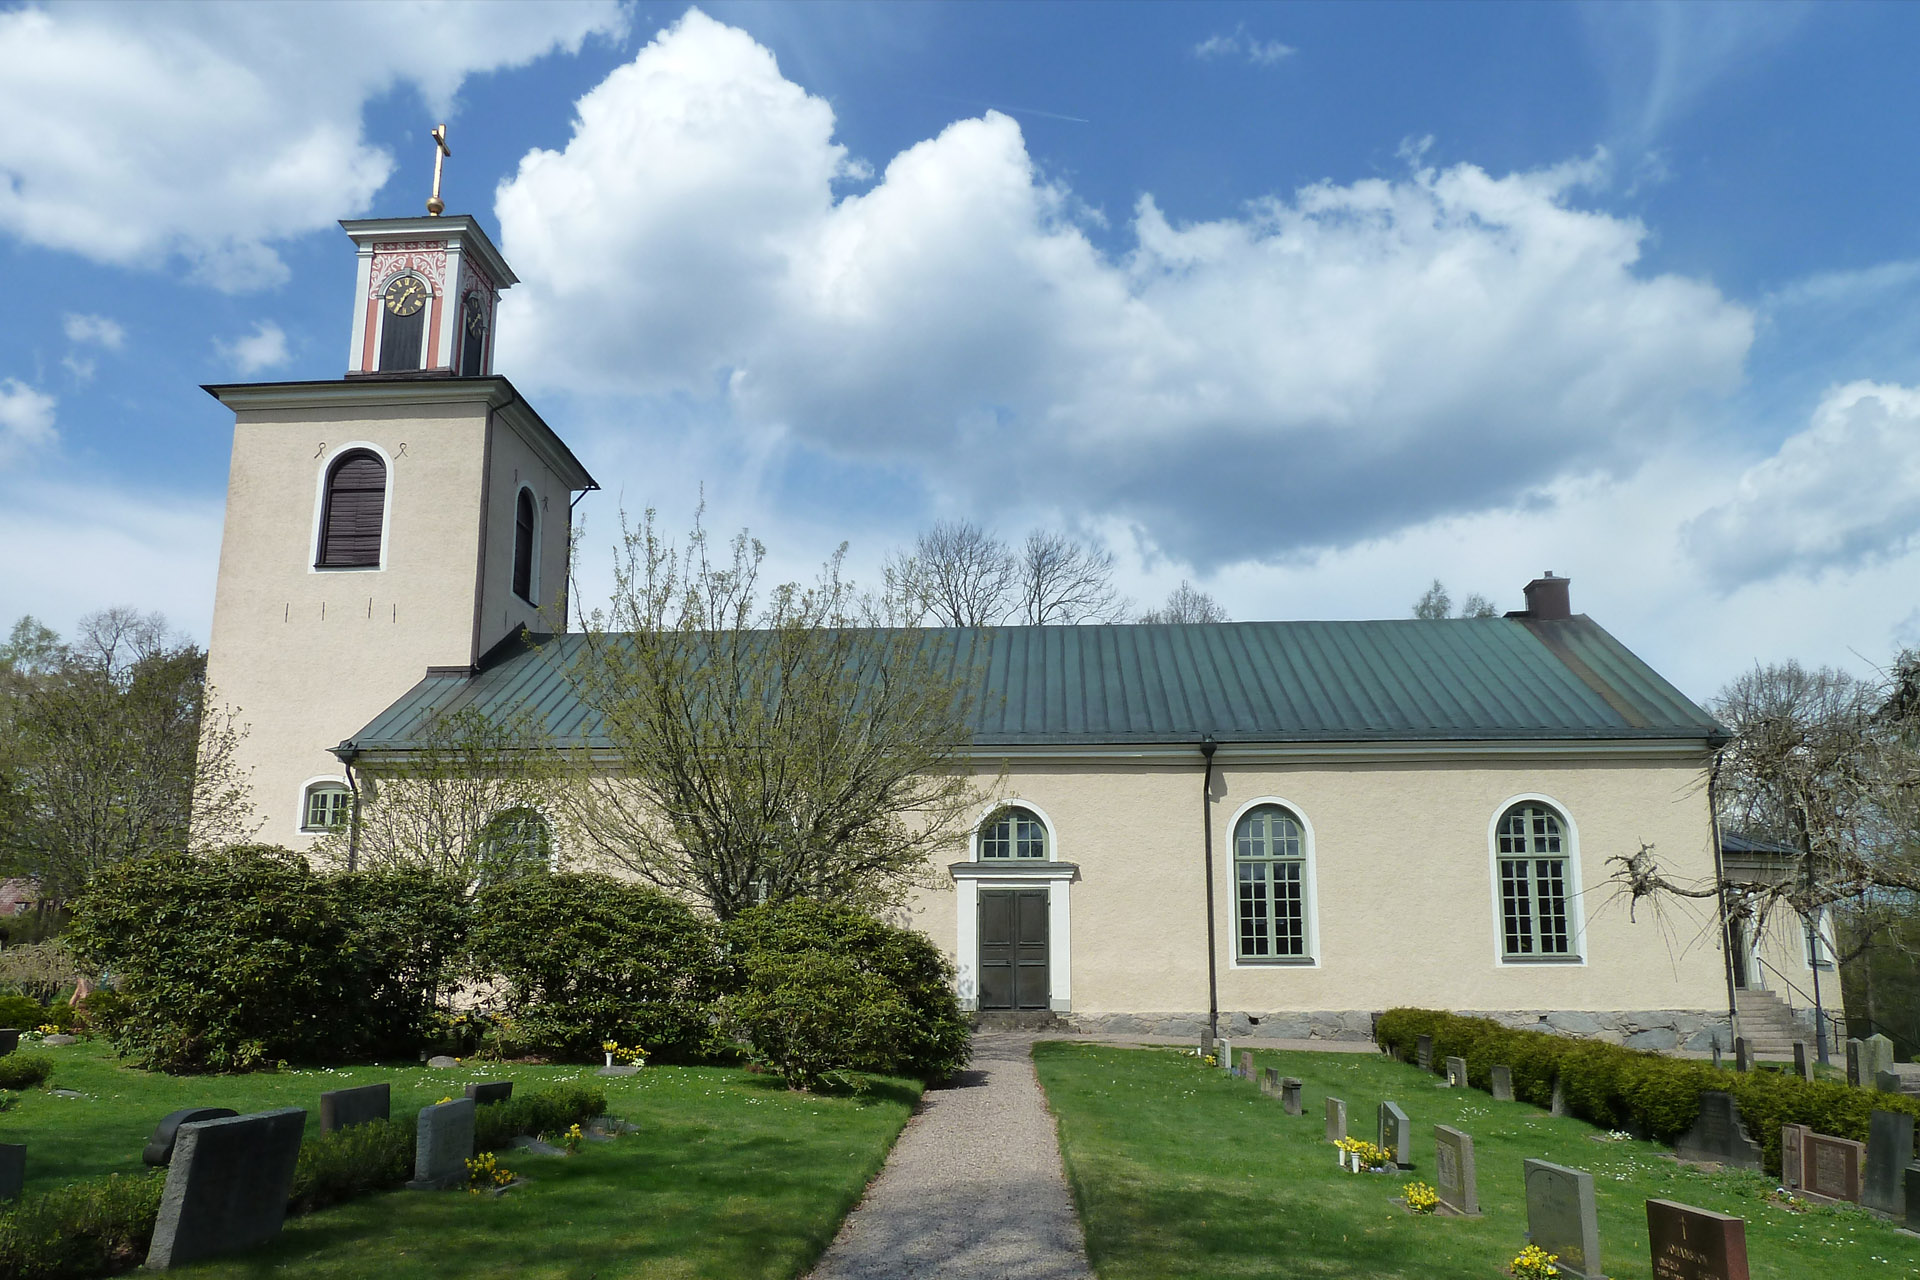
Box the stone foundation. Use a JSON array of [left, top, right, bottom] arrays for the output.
[[1061, 1008, 1734, 1052]]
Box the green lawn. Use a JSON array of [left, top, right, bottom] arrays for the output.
[[4, 1041, 921, 1280], [1034, 1042, 1918, 1280]]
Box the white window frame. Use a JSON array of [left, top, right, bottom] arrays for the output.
[[308, 440, 395, 574], [953, 799, 1073, 1012], [1225, 796, 1320, 968], [972, 800, 1056, 862], [297, 776, 353, 836], [1486, 794, 1587, 966]]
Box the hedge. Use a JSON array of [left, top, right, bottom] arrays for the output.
[[1376, 1007, 1920, 1176]]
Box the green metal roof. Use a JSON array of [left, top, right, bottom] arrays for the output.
[[341, 615, 1724, 756]]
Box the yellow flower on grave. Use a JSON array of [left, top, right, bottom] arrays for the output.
[[1510, 1244, 1559, 1279]]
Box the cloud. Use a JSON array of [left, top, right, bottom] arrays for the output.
[[216, 320, 291, 375], [1193, 25, 1295, 66], [0, 379, 57, 464], [1686, 381, 1920, 585], [495, 13, 1752, 567], [62, 313, 125, 349], [0, 1, 626, 291]]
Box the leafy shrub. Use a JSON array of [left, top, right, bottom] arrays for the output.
[[728, 950, 911, 1090], [0, 999, 41, 1035], [1377, 1007, 1920, 1174], [472, 1082, 607, 1153], [289, 1116, 412, 1214], [0, 1057, 53, 1092], [71, 989, 128, 1039], [39, 1006, 72, 1036], [723, 899, 971, 1084], [468, 874, 720, 1062], [68, 846, 468, 1071], [0, 1171, 163, 1280]]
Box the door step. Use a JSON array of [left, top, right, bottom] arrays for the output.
[[973, 1010, 1068, 1033]]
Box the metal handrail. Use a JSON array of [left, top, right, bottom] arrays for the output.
[[1751, 956, 1846, 1050]]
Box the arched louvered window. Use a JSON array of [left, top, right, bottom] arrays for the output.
[[512, 488, 536, 602], [317, 450, 386, 568]]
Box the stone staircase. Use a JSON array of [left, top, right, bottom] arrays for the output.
[[1734, 989, 1805, 1058], [972, 1009, 1069, 1033]]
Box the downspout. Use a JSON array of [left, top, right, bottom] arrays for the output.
[[333, 741, 361, 873], [1201, 734, 1219, 1043], [1707, 744, 1738, 1055]]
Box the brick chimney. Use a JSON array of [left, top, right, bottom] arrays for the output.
[[1522, 571, 1571, 620]]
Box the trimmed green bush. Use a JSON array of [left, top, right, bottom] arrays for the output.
[[472, 1082, 607, 1152], [0, 1171, 162, 1280], [468, 874, 721, 1062], [723, 899, 971, 1085], [0, 1057, 53, 1092], [0, 999, 42, 1034], [289, 1116, 413, 1214], [1377, 1007, 1920, 1174]]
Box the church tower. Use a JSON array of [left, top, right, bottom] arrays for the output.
[[203, 137, 596, 850]]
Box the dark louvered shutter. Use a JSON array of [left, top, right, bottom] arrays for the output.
[[379, 306, 425, 372], [512, 489, 535, 600], [460, 300, 486, 375], [318, 452, 386, 567]]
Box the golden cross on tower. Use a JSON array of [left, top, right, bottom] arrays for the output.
[[425, 124, 452, 216]]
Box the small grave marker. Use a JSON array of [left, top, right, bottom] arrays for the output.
[[1800, 1131, 1865, 1206], [1199, 1031, 1214, 1063], [1863, 1109, 1915, 1217], [1550, 1076, 1568, 1117], [1710, 1038, 1721, 1070], [1280, 1077, 1302, 1116], [144, 1108, 240, 1167], [144, 1109, 305, 1270], [0, 1145, 21, 1202], [465, 1081, 513, 1106], [1847, 1038, 1863, 1087], [1416, 1035, 1433, 1070], [319, 1083, 390, 1134], [1491, 1064, 1514, 1102], [1781, 1123, 1809, 1194], [426, 1055, 460, 1069], [1863, 1034, 1897, 1087], [1432, 1125, 1478, 1215], [1444, 1055, 1467, 1088], [1260, 1066, 1280, 1098], [1673, 1092, 1762, 1171], [1792, 1042, 1811, 1080], [1217, 1037, 1233, 1074], [1378, 1101, 1412, 1170], [1646, 1198, 1748, 1280], [408, 1097, 476, 1191], [1733, 1038, 1751, 1073], [1325, 1096, 1347, 1143], [1524, 1159, 1603, 1280]]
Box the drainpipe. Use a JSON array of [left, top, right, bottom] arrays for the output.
[[1707, 749, 1738, 1055], [1201, 735, 1219, 1043], [1805, 855, 1830, 1065], [334, 742, 362, 873]]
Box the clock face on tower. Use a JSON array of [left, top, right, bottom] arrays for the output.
[[384, 276, 427, 317]]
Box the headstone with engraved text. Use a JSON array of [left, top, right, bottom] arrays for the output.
[[1417, 1035, 1433, 1071], [1325, 1096, 1347, 1143], [1378, 1101, 1412, 1170], [1781, 1123, 1809, 1194], [1491, 1064, 1514, 1102], [1673, 1092, 1763, 1170], [1432, 1125, 1478, 1215], [1445, 1055, 1467, 1088], [1646, 1198, 1747, 1280], [407, 1098, 476, 1191], [1800, 1131, 1865, 1206], [1864, 1108, 1915, 1217], [1525, 1159, 1604, 1280]]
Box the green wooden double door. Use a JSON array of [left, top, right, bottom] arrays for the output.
[[978, 888, 1049, 1010]]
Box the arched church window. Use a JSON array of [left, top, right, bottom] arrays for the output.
[[477, 807, 553, 884], [1496, 802, 1575, 958], [378, 273, 430, 372], [1234, 803, 1311, 960], [978, 805, 1048, 859], [301, 782, 351, 832], [317, 450, 386, 568], [512, 488, 537, 603]]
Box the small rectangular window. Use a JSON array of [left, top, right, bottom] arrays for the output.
[[303, 786, 350, 832]]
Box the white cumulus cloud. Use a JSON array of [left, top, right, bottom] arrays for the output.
[[495, 12, 1753, 567], [0, 379, 57, 464], [1686, 380, 1920, 585], [216, 321, 292, 375], [62, 313, 125, 349], [1193, 25, 1295, 66], [0, 1, 626, 291]]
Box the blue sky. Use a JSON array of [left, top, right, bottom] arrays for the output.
[[3, 0, 1918, 700]]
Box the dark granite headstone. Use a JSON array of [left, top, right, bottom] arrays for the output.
[[143, 1108, 240, 1167], [0, 1144, 21, 1201], [1491, 1064, 1514, 1102], [465, 1080, 513, 1106], [1906, 1159, 1920, 1233], [1792, 1042, 1811, 1080], [319, 1083, 390, 1134], [1524, 1159, 1603, 1280], [407, 1097, 476, 1191], [1199, 1031, 1214, 1063], [1800, 1132, 1865, 1205], [1236, 1050, 1253, 1081], [1551, 1075, 1568, 1117], [1733, 1037, 1751, 1073], [1847, 1038, 1863, 1087], [1781, 1123, 1809, 1194], [1432, 1125, 1478, 1215], [1325, 1096, 1347, 1142], [1416, 1035, 1433, 1070], [144, 1109, 305, 1270], [1879, 1070, 1905, 1096], [1673, 1092, 1762, 1170], [0, 1030, 17, 1056], [1445, 1055, 1468, 1088], [1280, 1077, 1302, 1115], [1378, 1101, 1412, 1170], [1864, 1109, 1915, 1217], [1646, 1198, 1748, 1280], [1259, 1066, 1280, 1098]]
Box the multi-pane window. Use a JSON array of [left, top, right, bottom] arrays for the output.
[[979, 806, 1047, 859], [302, 783, 351, 832], [477, 807, 553, 885], [1235, 804, 1308, 960], [1497, 803, 1574, 958]]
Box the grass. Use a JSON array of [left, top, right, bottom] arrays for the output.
[[2, 1040, 921, 1280], [1034, 1041, 1918, 1280]]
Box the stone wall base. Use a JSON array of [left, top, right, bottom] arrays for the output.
[[1061, 1008, 1734, 1052]]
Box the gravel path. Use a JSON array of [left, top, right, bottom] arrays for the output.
[[805, 1032, 1094, 1280]]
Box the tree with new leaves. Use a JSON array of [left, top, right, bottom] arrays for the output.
[[1138, 581, 1229, 624], [1413, 580, 1497, 619], [562, 508, 988, 920]]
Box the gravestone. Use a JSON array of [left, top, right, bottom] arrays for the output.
[[1524, 1159, 1604, 1280], [143, 1108, 240, 1167], [1799, 1132, 1865, 1206], [40, 1034, 75, 1046], [1416, 1035, 1433, 1070], [1260, 1067, 1280, 1098], [1325, 1096, 1347, 1143], [319, 1083, 390, 1134], [1280, 1077, 1302, 1116], [0, 1030, 16, 1056], [1236, 1050, 1254, 1080], [1491, 1064, 1514, 1102], [1432, 1125, 1478, 1215], [1863, 1109, 1915, 1217], [1646, 1198, 1748, 1280], [1445, 1055, 1468, 1088], [0, 1144, 21, 1201], [1781, 1123, 1809, 1194], [427, 1054, 460, 1069], [407, 1097, 476, 1191], [1733, 1038, 1751, 1073], [465, 1081, 513, 1106], [1378, 1101, 1412, 1170], [1199, 1031, 1214, 1063], [1847, 1038, 1863, 1087], [1792, 1042, 1811, 1080], [1551, 1076, 1568, 1117], [1880, 1070, 1905, 1096], [1672, 1092, 1763, 1171], [1710, 1038, 1721, 1070], [1863, 1034, 1897, 1087], [144, 1108, 305, 1270], [1907, 1160, 1920, 1234], [1217, 1038, 1233, 1074]]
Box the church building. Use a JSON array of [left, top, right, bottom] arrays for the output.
[[201, 195, 1840, 1054]]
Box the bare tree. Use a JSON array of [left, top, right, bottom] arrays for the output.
[[1017, 530, 1128, 624], [1139, 581, 1230, 624], [887, 520, 1016, 626], [1413, 581, 1497, 619]]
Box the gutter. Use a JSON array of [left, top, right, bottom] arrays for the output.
[[1201, 734, 1219, 1043]]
